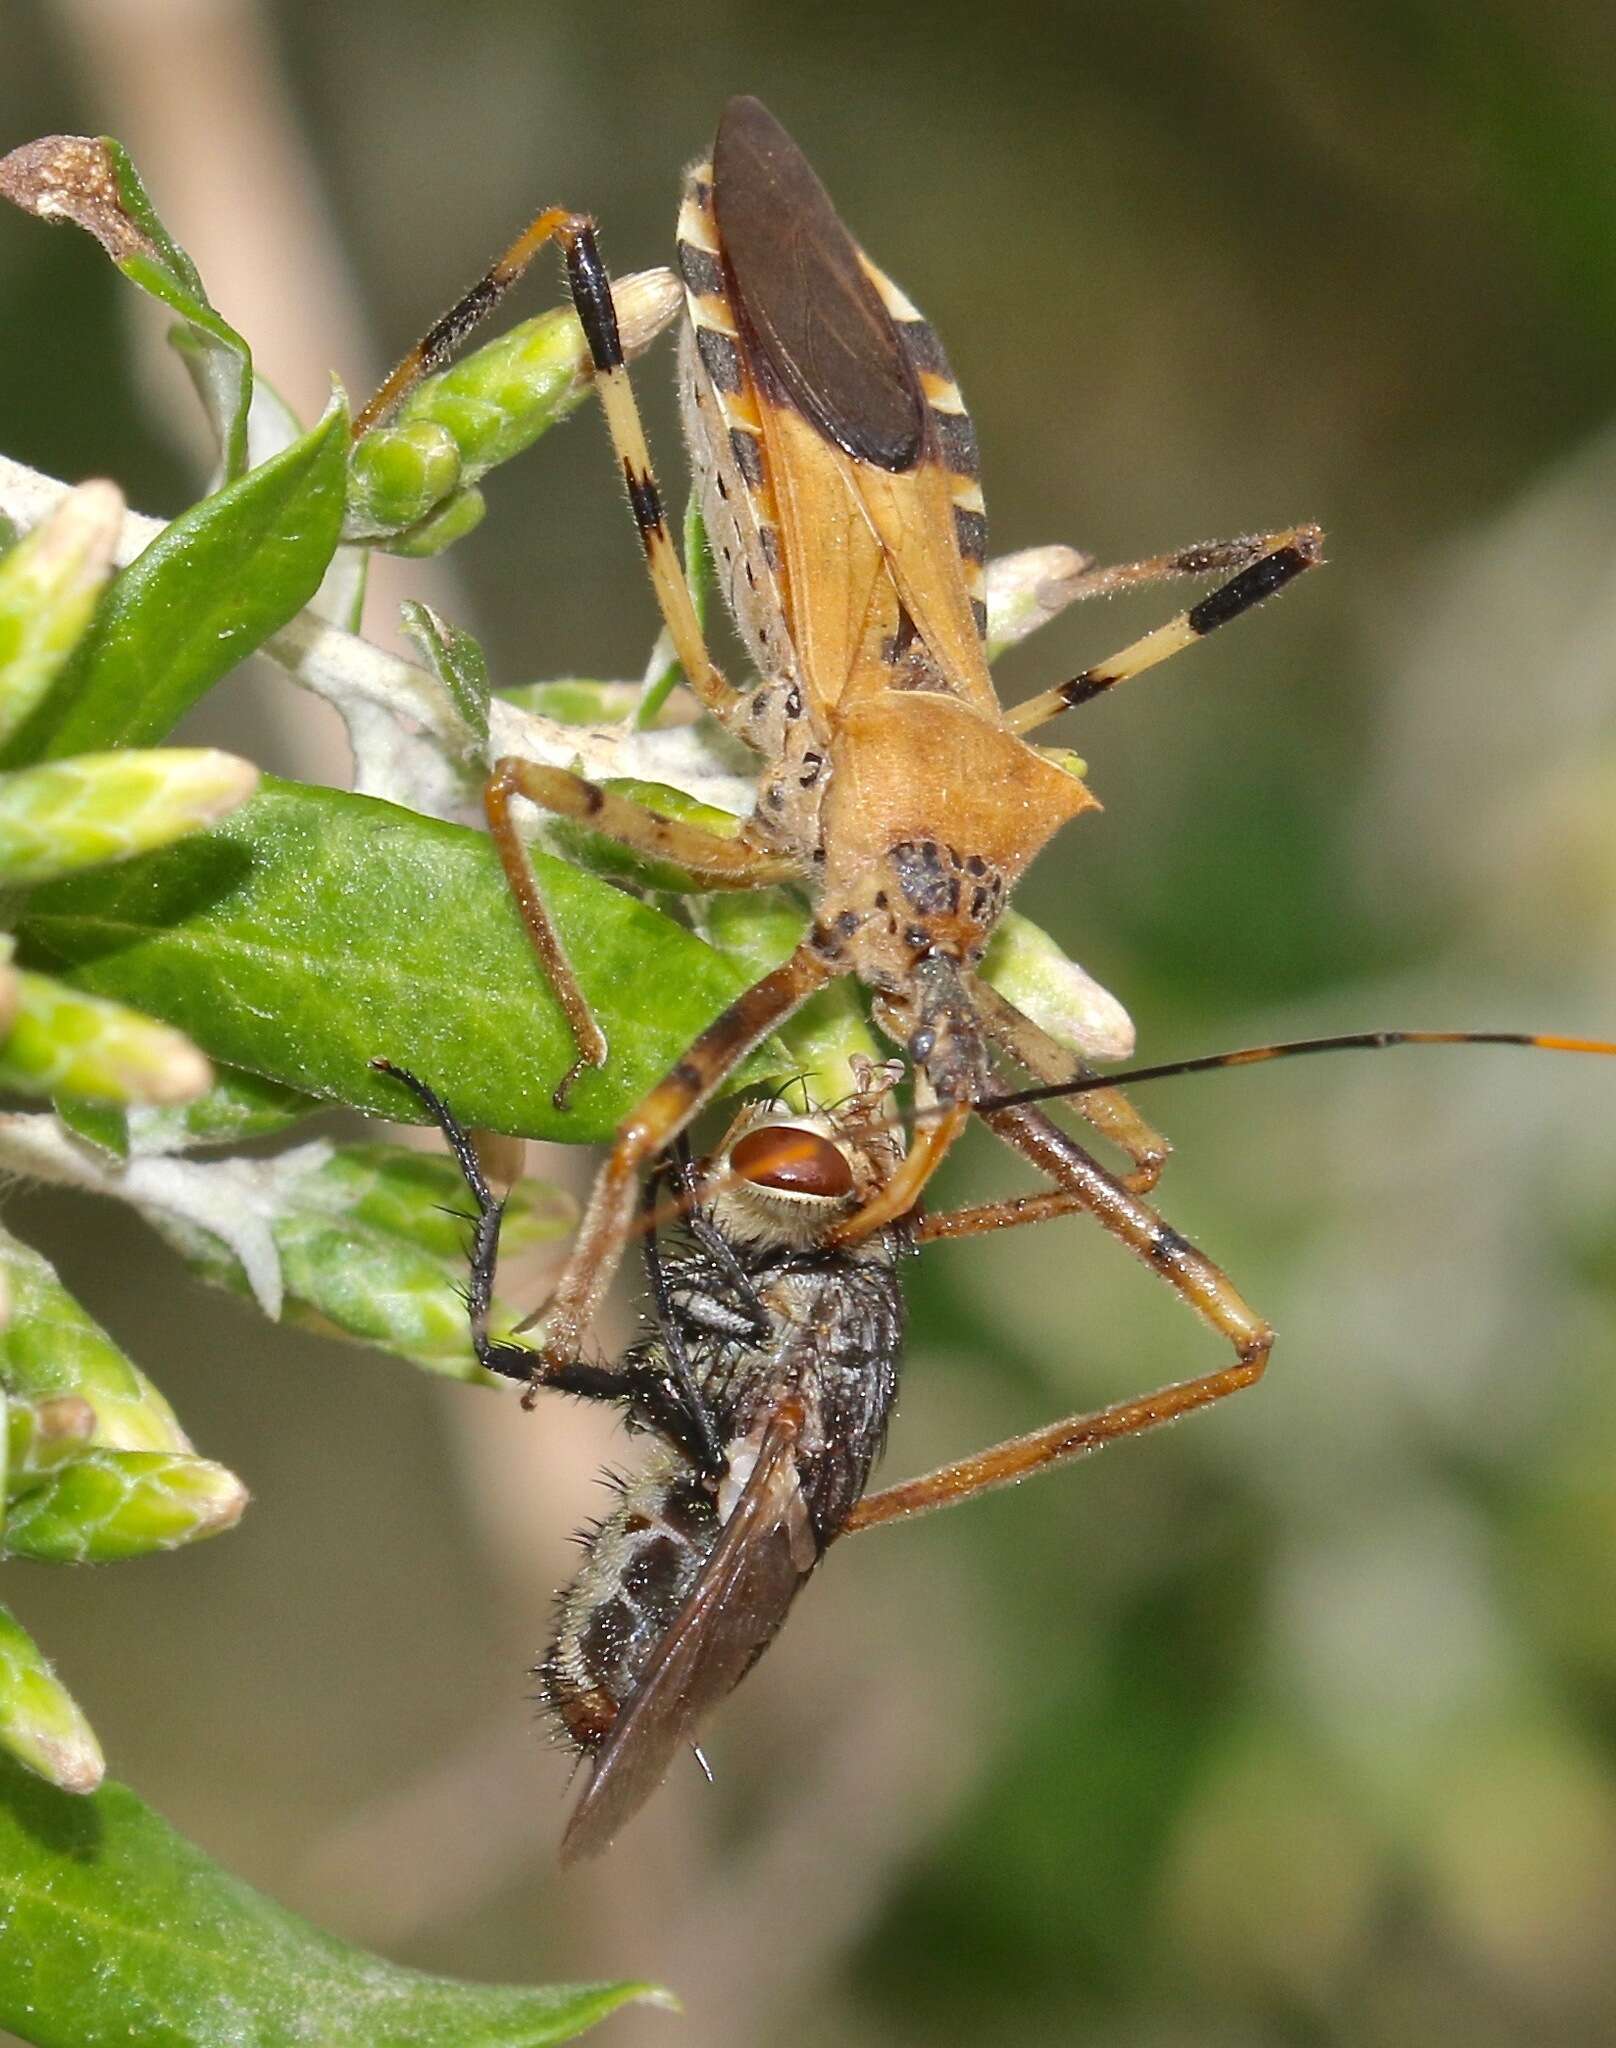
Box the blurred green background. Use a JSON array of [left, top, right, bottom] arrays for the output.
[[6, 2, 1616, 2042]]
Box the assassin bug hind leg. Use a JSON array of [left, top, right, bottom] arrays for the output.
[[848, 1100, 1273, 1533], [1007, 524, 1325, 736]]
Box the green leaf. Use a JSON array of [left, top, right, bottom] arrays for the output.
[[155, 1143, 573, 1379], [51, 1095, 128, 1157], [124, 1064, 321, 1154], [2, 1449, 246, 1562], [400, 601, 490, 742], [0, 409, 347, 766], [20, 778, 786, 1141], [0, 970, 211, 1105], [0, 1229, 190, 1452], [0, 136, 253, 479], [6, 1394, 97, 1489], [0, 1755, 667, 2045], [500, 680, 643, 725], [0, 750, 259, 887], [0, 483, 123, 750], [0, 1605, 103, 1794]]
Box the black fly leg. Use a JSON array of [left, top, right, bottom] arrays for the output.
[[372, 1060, 722, 1469]]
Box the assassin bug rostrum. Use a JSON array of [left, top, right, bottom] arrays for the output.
[[359, 95, 1326, 1421]]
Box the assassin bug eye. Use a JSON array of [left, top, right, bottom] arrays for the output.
[[729, 1125, 855, 1199]]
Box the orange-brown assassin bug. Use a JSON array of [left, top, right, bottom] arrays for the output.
[[377, 1020, 1615, 1858], [357, 96, 1329, 1411]]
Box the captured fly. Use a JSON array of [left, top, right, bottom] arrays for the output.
[[376, 1057, 909, 1860]]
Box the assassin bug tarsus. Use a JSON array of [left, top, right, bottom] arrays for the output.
[[357, 96, 1323, 1409]]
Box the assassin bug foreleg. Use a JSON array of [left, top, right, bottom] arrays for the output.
[[358, 97, 1323, 1385]]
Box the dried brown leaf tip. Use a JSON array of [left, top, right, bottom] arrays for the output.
[[0, 136, 150, 263]]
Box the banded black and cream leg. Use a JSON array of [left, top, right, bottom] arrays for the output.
[[1008, 524, 1324, 736]]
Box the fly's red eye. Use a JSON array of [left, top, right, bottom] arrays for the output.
[[729, 1126, 854, 1198]]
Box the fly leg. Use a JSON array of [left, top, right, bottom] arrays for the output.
[[845, 1100, 1271, 1533], [371, 1060, 724, 1467], [484, 758, 804, 1106], [1007, 524, 1324, 736]]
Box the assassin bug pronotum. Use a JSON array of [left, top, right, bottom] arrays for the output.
[[377, 1018, 1615, 1857], [359, 95, 1327, 1412]]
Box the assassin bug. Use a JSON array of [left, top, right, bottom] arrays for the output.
[[358, 96, 1323, 1409], [376, 1023, 1615, 1856]]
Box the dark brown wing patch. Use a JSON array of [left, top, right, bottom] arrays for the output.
[[559, 1408, 811, 1862], [714, 96, 925, 474]]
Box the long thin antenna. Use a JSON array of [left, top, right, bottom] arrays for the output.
[[972, 1030, 1616, 1118]]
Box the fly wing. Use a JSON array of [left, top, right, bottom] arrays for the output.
[[560, 1408, 812, 1863]]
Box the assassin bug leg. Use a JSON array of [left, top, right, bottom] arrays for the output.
[[845, 1027, 1616, 1530], [358, 208, 733, 721], [846, 1098, 1271, 1533], [369, 1059, 725, 1468], [1006, 524, 1325, 737], [483, 758, 803, 1108], [973, 977, 1169, 1194], [516, 940, 843, 1367]]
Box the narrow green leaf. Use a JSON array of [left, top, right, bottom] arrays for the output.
[[162, 1204, 494, 1380], [0, 1230, 190, 1453], [50, 1096, 129, 1157], [400, 601, 490, 742], [20, 778, 785, 1141], [0, 970, 211, 1105], [0, 750, 259, 887], [0, 136, 253, 478], [0, 482, 122, 749], [501, 680, 643, 724], [3, 1450, 247, 1562], [0, 409, 347, 765], [979, 909, 1136, 1062], [0, 1605, 103, 1794], [0, 1755, 665, 2045], [320, 1142, 574, 1261]]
